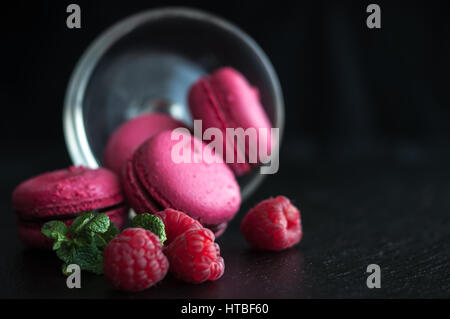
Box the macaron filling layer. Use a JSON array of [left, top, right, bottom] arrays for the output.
[[124, 159, 166, 213], [15, 202, 126, 222], [16, 206, 128, 249]]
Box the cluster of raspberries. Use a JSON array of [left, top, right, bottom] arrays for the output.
[[103, 196, 301, 292]]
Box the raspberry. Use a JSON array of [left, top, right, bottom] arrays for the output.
[[103, 228, 169, 292], [240, 196, 302, 251], [154, 208, 202, 245], [165, 228, 225, 283]]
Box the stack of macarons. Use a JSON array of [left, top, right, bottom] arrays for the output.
[[12, 166, 128, 249], [12, 67, 273, 248], [103, 66, 272, 178]]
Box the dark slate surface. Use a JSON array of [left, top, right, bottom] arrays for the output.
[[1, 142, 450, 298]]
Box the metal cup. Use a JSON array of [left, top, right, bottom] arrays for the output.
[[63, 7, 284, 200]]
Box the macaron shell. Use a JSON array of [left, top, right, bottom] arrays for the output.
[[103, 113, 187, 175], [16, 206, 128, 249], [189, 75, 251, 175], [189, 67, 272, 175], [131, 130, 241, 225], [12, 166, 124, 220]]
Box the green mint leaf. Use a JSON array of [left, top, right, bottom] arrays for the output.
[[44, 212, 119, 275], [56, 242, 74, 264], [56, 240, 103, 275], [41, 221, 68, 250], [84, 259, 103, 275], [104, 222, 119, 240], [41, 220, 67, 237], [85, 213, 110, 234], [131, 213, 166, 244], [70, 244, 103, 275], [72, 232, 91, 247], [68, 212, 96, 235], [52, 239, 65, 250], [94, 222, 119, 248]]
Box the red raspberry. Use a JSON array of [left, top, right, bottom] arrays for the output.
[[103, 228, 169, 292], [240, 196, 302, 251], [154, 208, 202, 245], [165, 228, 224, 283]]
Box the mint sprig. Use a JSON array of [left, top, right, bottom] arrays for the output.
[[131, 213, 166, 244], [41, 212, 119, 275]]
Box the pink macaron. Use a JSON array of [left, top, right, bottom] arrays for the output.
[[12, 166, 128, 249], [103, 113, 187, 176], [188, 67, 272, 176], [122, 130, 241, 235]]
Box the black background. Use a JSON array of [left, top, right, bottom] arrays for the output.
[[1, 0, 450, 298], [4, 0, 450, 151]]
